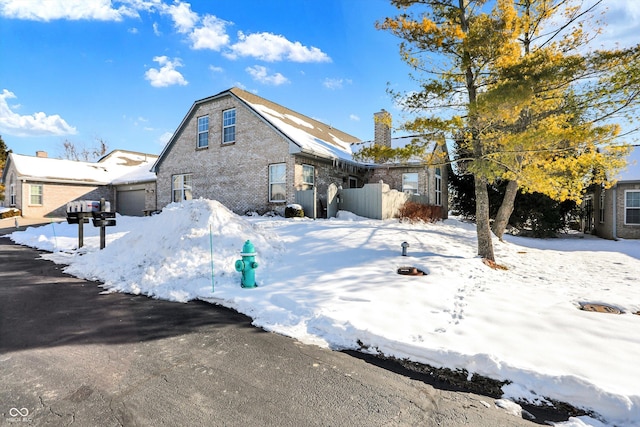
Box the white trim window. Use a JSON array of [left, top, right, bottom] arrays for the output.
[[302, 164, 314, 190], [599, 191, 605, 223], [269, 163, 286, 202], [29, 183, 43, 205], [172, 173, 193, 202], [435, 167, 442, 206], [197, 116, 209, 148], [402, 173, 419, 195], [625, 190, 640, 225], [222, 108, 236, 144], [9, 174, 16, 206]]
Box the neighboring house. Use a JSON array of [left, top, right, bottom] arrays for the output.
[[1, 150, 157, 218], [152, 87, 448, 218], [586, 144, 640, 239]]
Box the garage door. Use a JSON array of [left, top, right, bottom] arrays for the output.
[[117, 189, 145, 216]]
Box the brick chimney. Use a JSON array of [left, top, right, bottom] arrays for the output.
[[36, 151, 48, 158], [373, 109, 392, 148]]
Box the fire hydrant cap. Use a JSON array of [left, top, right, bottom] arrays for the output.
[[240, 240, 257, 256]]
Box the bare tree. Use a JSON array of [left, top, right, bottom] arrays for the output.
[[60, 138, 109, 162]]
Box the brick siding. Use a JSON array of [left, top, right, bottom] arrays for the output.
[[156, 95, 294, 215]]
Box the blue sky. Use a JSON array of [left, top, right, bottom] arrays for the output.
[[1, 0, 638, 158]]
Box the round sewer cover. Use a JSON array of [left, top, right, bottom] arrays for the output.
[[397, 266, 426, 276], [580, 303, 622, 314]]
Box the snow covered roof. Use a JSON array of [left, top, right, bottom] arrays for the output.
[[3, 150, 157, 185], [152, 87, 362, 172], [152, 87, 440, 173], [616, 145, 640, 182], [230, 88, 359, 162]]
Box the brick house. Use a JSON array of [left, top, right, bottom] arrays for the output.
[[1, 150, 157, 218], [152, 87, 447, 217], [586, 145, 640, 239]]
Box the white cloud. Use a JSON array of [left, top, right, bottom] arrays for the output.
[[158, 131, 173, 145], [0, 0, 140, 21], [128, 27, 138, 34], [226, 32, 331, 63], [0, 89, 77, 137], [597, 0, 640, 48], [209, 65, 224, 73], [152, 22, 161, 36], [145, 56, 188, 88], [189, 15, 230, 50], [245, 65, 289, 86], [163, 0, 198, 34], [160, 2, 229, 51], [323, 78, 352, 90], [349, 114, 360, 121]]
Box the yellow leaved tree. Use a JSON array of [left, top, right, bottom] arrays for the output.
[[372, 0, 639, 262]]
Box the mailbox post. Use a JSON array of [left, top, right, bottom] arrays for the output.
[[66, 201, 90, 248], [66, 199, 116, 249], [92, 198, 116, 250]]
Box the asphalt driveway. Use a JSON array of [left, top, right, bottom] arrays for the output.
[[0, 236, 542, 426]]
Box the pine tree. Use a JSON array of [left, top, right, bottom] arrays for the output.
[[0, 135, 9, 201], [373, 0, 639, 262]]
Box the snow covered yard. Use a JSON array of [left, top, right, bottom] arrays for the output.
[[4, 199, 640, 427]]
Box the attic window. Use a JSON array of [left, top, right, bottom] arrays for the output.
[[222, 108, 236, 144], [197, 116, 209, 148]]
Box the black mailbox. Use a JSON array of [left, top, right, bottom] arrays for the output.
[[92, 211, 116, 227], [66, 211, 90, 224]]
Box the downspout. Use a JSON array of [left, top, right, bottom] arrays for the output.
[[612, 186, 617, 240]]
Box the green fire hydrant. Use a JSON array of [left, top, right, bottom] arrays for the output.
[[235, 240, 259, 288]]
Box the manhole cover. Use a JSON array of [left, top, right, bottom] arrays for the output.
[[397, 266, 426, 276], [580, 303, 622, 314]]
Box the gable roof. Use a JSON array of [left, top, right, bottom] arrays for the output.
[[152, 87, 361, 172], [616, 145, 640, 182], [2, 150, 157, 185]]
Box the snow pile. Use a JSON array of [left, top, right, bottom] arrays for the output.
[[62, 199, 280, 302], [5, 199, 640, 426]]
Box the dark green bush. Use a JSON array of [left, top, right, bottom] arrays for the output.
[[285, 205, 304, 218]]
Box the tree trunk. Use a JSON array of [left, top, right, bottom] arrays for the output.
[[474, 173, 495, 261], [492, 180, 519, 240]]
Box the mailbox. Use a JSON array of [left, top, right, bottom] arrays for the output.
[[92, 211, 116, 227], [66, 199, 115, 249], [66, 212, 90, 224]]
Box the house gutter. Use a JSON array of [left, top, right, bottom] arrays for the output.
[[18, 176, 110, 186]]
